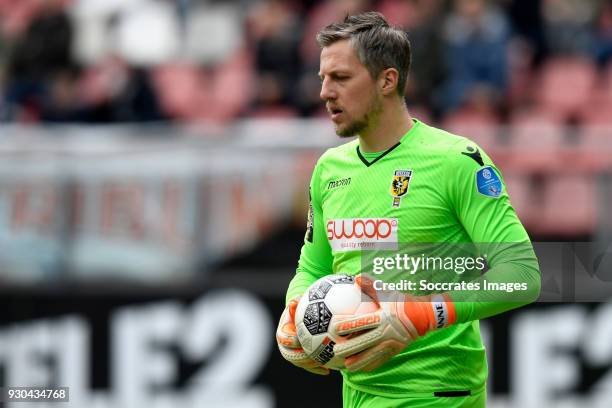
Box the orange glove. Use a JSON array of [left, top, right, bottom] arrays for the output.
[[276, 297, 330, 375], [333, 275, 456, 372]]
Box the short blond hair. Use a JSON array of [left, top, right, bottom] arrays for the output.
[[317, 12, 412, 96]]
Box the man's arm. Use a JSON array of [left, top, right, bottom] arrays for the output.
[[277, 160, 335, 375], [285, 161, 334, 303], [445, 139, 541, 322]]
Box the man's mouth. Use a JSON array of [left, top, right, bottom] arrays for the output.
[[329, 107, 344, 120]]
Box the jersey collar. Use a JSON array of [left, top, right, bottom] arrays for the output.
[[356, 119, 421, 167]]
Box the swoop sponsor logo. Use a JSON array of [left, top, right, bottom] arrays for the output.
[[326, 218, 398, 251]]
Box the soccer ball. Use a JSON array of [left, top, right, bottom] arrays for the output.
[[294, 274, 377, 370]]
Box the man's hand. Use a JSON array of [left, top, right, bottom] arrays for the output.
[[276, 297, 330, 375], [333, 275, 456, 372]]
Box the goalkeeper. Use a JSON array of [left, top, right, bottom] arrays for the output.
[[277, 11, 541, 408]]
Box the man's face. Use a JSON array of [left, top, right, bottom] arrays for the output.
[[319, 40, 382, 137]]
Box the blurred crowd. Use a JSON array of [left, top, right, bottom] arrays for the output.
[[0, 0, 610, 126]]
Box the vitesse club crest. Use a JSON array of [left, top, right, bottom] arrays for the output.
[[390, 170, 412, 208]]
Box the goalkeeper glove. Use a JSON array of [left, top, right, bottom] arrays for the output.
[[333, 274, 456, 372], [276, 297, 330, 375]]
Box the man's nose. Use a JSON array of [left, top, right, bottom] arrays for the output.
[[320, 78, 336, 101]]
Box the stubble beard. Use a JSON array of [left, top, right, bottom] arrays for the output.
[[336, 118, 368, 138], [334, 93, 383, 138]]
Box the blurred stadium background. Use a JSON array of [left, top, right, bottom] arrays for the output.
[[0, 0, 611, 407]]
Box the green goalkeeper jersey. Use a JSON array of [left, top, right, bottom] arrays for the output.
[[286, 119, 540, 397]]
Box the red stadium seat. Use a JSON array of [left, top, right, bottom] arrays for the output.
[[504, 174, 535, 226], [442, 109, 499, 151], [153, 49, 254, 123], [541, 176, 597, 236], [506, 109, 565, 172], [577, 61, 612, 125], [151, 64, 208, 120], [208, 49, 255, 122], [575, 122, 612, 172], [376, 0, 418, 28], [574, 62, 612, 170], [300, 0, 369, 64], [536, 57, 597, 120], [599, 60, 612, 103]]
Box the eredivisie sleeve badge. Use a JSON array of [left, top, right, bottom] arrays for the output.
[[475, 166, 502, 198], [390, 170, 412, 208]]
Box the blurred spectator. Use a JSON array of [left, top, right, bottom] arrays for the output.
[[297, 0, 372, 115], [502, 0, 548, 67], [440, 0, 511, 114], [40, 68, 87, 122], [541, 0, 598, 56], [4, 0, 75, 122], [80, 55, 164, 123], [592, 0, 612, 65], [0, 0, 72, 39], [0, 0, 610, 124], [246, 0, 302, 116], [300, 0, 371, 65], [377, 0, 447, 118]]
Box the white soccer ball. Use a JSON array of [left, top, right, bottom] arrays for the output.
[[294, 274, 377, 370]]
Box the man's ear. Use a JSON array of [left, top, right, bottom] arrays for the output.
[[379, 68, 399, 96]]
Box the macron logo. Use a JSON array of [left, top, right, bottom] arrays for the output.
[[327, 178, 351, 190]]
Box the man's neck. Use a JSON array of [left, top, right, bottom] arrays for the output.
[[358, 103, 413, 153]]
